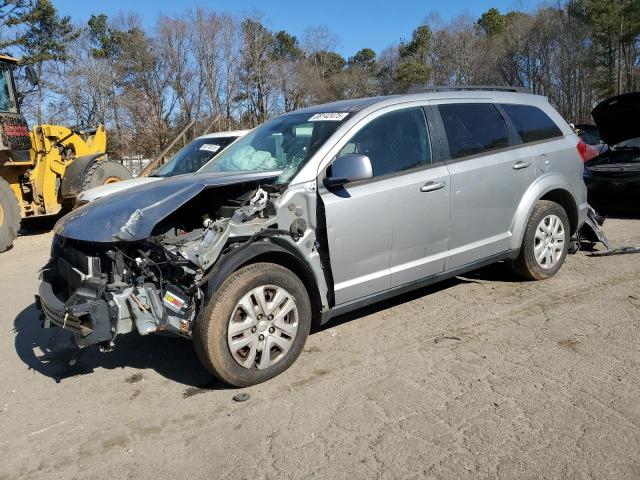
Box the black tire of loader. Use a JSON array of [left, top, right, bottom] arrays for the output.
[[82, 160, 132, 190], [0, 177, 21, 253]]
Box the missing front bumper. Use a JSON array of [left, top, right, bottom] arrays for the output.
[[37, 278, 114, 347]]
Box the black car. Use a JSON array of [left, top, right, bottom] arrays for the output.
[[575, 123, 603, 146], [583, 92, 640, 212]]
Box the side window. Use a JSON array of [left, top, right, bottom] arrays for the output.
[[438, 103, 509, 159], [501, 104, 563, 143], [337, 107, 431, 177]]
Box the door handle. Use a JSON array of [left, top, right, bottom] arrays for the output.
[[420, 181, 446, 193], [513, 160, 531, 170]]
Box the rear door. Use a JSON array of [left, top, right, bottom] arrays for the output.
[[320, 106, 451, 305], [434, 101, 536, 269], [499, 103, 568, 180]]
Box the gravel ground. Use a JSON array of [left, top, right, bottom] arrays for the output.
[[0, 218, 639, 480]]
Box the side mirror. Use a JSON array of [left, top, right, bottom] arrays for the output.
[[25, 65, 39, 86], [324, 153, 373, 188]]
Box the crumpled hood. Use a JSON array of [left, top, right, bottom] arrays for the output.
[[591, 92, 640, 146], [54, 171, 280, 243]]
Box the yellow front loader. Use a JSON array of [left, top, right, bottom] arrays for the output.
[[0, 55, 131, 252]]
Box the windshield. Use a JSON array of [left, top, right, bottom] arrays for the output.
[[153, 136, 238, 177], [0, 64, 18, 113], [199, 112, 349, 184]]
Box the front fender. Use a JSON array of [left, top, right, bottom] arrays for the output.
[[201, 238, 322, 299], [509, 173, 585, 250]]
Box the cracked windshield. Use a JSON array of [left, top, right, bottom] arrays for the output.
[[200, 112, 347, 183]]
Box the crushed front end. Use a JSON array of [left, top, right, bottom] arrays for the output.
[[36, 172, 329, 351], [38, 234, 202, 349]]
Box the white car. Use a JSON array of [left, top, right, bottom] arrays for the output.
[[75, 130, 249, 205]]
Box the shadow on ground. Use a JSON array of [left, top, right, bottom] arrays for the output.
[[318, 261, 521, 332], [14, 261, 521, 386], [19, 215, 61, 236], [13, 303, 223, 389]]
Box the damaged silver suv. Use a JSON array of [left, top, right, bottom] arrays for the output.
[[38, 87, 587, 386]]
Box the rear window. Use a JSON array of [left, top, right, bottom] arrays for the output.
[[438, 103, 509, 159], [501, 104, 562, 143]]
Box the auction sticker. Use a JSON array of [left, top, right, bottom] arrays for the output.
[[199, 143, 221, 153], [308, 112, 349, 122]]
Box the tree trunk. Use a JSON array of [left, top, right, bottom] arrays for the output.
[[36, 63, 43, 125]]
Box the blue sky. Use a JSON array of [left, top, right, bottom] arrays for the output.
[[54, 0, 529, 56]]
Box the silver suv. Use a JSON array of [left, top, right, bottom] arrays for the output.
[[38, 87, 587, 386]]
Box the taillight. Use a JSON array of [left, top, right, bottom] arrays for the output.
[[576, 138, 588, 163]]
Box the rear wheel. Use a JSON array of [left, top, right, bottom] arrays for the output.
[[82, 160, 132, 190], [513, 200, 569, 280], [0, 178, 20, 253], [194, 263, 312, 387]]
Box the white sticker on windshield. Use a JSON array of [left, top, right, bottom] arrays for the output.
[[308, 112, 349, 122], [199, 143, 221, 153]]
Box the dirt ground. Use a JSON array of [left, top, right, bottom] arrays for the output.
[[0, 218, 639, 480]]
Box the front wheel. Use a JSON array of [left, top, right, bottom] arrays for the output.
[[512, 200, 570, 280], [194, 263, 312, 387]]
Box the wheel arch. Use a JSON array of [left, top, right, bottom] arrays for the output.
[[203, 239, 323, 327], [539, 189, 578, 235], [510, 174, 579, 250]]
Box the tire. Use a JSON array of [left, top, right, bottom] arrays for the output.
[[513, 200, 570, 280], [194, 262, 312, 387], [0, 177, 20, 253], [82, 160, 132, 190]]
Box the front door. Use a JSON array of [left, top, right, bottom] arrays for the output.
[[320, 106, 451, 305]]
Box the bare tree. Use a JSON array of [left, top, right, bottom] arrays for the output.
[[158, 14, 203, 137], [10, 1, 637, 159], [191, 10, 241, 129], [238, 16, 277, 125]]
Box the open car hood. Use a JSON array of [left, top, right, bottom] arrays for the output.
[[591, 92, 640, 146], [54, 171, 280, 243]]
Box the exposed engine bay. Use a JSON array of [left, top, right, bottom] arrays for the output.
[[37, 174, 329, 351]]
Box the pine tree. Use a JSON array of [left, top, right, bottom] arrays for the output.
[[0, 0, 31, 53], [14, 0, 77, 123]]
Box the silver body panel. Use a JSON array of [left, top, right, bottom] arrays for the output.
[[444, 146, 536, 269], [320, 165, 451, 304], [293, 90, 587, 308]]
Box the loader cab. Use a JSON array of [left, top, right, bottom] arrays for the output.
[[0, 57, 38, 158], [0, 56, 20, 114], [0, 56, 39, 114]]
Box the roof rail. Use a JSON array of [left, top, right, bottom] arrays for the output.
[[407, 85, 532, 94]]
